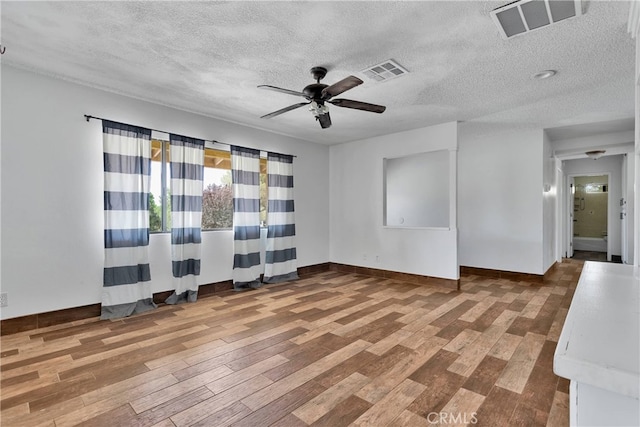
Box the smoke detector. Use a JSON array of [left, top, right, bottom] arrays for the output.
[[490, 0, 583, 39]]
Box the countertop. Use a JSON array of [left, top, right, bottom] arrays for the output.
[[553, 261, 639, 399]]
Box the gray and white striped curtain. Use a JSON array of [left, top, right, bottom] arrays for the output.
[[231, 146, 262, 290], [263, 153, 299, 283], [166, 135, 204, 304], [102, 120, 156, 319]]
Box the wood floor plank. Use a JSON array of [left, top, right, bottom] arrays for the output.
[[230, 380, 325, 427], [210, 354, 289, 394], [1, 371, 94, 411], [241, 339, 370, 411], [314, 346, 379, 388], [407, 369, 467, 416], [262, 341, 334, 382], [439, 387, 486, 427], [292, 372, 370, 424], [54, 374, 179, 427], [546, 391, 569, 427], [473, 385, 520, 427], [170, 375, 273, 426], [519, 363, 558, 413], [190, 401, 252, 427], [133, 386, 215, 427], [495, 332, 546, 394], [510, 402, 549, 426], [351, 378, 426, 426], [546, 307, 568, 342], [442, 328, 482, 354], [365, 328, 414, 356], [309, 394, 372, 427], [447, 310, 518, 378], [130, 364, 232, 413], [387, 409, 431, 427], [172, 326, 305, 381], [462, 355, 508, 396], [356, 337, 446, 404], [486, 332, 523, 361]]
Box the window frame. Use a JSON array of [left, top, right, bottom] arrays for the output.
[[149, 139, 268, 233]]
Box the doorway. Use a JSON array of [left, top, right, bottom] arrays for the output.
[[570, 175, 610, 261]]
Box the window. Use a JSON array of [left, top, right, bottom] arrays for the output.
[[149, 139, 267, 232], [150, 139, 169, 232]]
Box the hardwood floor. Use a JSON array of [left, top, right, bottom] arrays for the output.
[[0, 260, 582, 426], [571, 250, 607, 262]]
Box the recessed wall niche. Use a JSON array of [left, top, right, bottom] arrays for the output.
[[383, 149, 450, 228]]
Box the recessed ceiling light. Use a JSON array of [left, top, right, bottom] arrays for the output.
[[533, 70, 557, 80]]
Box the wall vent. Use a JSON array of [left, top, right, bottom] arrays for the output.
[[490, 0, 583, 39], [361, 59, 408, 82]]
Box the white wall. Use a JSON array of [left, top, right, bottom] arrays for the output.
[[622, 153, 636, 263], [563, 156, 624, 260], [458, 123, 545, 275], [543, 131, 557, 272], [1, 65, 330, 319], [636, 25, 640, 269], [329, 122, 458, 280]]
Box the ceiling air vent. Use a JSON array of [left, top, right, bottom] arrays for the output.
[[361, 59, 408, 82], [490, 0, 583, 39]]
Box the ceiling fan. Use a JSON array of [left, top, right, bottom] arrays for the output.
[[258, 66, 386, 129]]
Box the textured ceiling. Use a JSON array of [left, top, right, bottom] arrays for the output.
[[1, 1, 635, 145]]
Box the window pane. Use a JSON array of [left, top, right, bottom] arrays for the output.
[[149, 140, 164, 232], [202, 148, 233, 230], [260, 172, 267, 226]]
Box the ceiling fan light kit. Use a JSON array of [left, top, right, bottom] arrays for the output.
[[258, 66, 386, 129]]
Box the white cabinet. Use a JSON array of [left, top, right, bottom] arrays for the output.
[[554, 262, 639, 426]]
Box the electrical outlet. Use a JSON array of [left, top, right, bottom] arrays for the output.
[[0, 293, 7, 307]]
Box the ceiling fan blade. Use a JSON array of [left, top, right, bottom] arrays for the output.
[[317, 112, 332, 129], [328, 98, 386, 114], [260, 102, 310, 119], [321, 76, 363, 98], [258, 85, 306, 98]]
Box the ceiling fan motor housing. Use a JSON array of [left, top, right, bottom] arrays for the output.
[[303, 83, 329, 101]]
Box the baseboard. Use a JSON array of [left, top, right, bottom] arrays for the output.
[[460, 265, 545, 283], [0, 262, 332, 336], [329, 263, 460, 291], [0, 261, 453, 335], [298, 262, 331, 276]]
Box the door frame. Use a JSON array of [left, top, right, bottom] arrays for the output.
[[565, 172, 612, 261]]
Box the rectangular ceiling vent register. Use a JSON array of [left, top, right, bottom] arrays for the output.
[[361, 59, 408, 82], [490, 0, 583, 39]]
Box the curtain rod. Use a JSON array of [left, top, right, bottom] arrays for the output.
[[84, 114, 297, 158]]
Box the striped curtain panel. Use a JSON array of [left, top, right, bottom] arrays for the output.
[[263, 153, 299, 283], [166, 135, 204, 304], [102, 120, 156, 319], [231, 146, 262, 290]]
